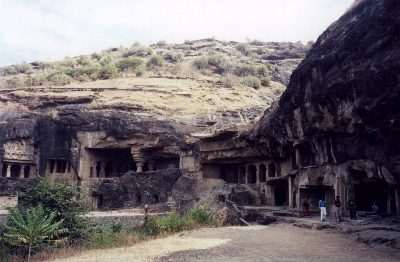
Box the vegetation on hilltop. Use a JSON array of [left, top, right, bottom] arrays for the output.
[[0, 39, 310, 89]]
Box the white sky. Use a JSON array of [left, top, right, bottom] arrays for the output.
[[0, 0, 354, 66]]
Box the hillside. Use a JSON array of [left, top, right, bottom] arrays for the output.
[[0, 39, 309, 130]]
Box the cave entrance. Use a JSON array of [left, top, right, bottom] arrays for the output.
[[247, 165, 257, 184], [355, 182, 387, 212], [202, 163, 239, 184], [10, 164, 21, 178], [274, 179, 288, 206], [88, 148, 135, 177], [259, 164, 266, 183]]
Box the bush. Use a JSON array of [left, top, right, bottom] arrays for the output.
[[236, 43, 251, 56], [47, 72, 73, 85], [146, 55, 164, 68], [261, 76, 271, 87], [185, 206, 215, 226], [17, 177, 89, 240], [192, 55, 229, 74], [233, 64, 257, 77], [98, 64, 118, 79], [2, 205, 68, 261], [111, 222, 123, 233], [192, 56, 208, 70], [5, 77, 23, 88], [116, 57, 143, 71], [257, 65, 269, 77], [123, 45, 153, 58], [14, 63, 33, 74], [135, 64, 146, 77], [162, 52, 183, 63], [221, 75, 235, 88], [241, 76, 261, 89], [0, 66, 17, 76]]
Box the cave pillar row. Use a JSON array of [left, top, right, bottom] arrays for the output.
[[131, 147, 145, 172]]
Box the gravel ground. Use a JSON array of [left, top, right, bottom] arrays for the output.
[[50, 224, 400, 262]]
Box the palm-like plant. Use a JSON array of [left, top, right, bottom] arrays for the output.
[[3, 205, 68, 262]]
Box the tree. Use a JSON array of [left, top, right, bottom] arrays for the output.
[[3, 205, 68, 262], [17, 177, 89, 240]]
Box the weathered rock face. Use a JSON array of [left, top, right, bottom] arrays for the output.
[[248, 0, 400, 179]]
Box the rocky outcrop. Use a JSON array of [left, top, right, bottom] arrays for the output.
[[247, 0, 400, 181]]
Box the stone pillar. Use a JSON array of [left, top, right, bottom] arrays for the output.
[[387, 188, 392, 214], [46, 160, 51, 174], [99, 162, 106, 178], [288, 176, 293, 207], [296, 187, 300, 209], [244, 166, 248, 184], [54, 160, 58, 173], [131, 147, 145, 173], [395, 188, 400, 214], [6, 164, 11, 178], [237, 167, 240, 185], [295, 147, 301, 168], [136, 162, 144, 172], [20, 165, 25, 178], [256, 165, 260, 184]]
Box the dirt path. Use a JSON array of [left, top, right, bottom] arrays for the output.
[[50, 225, 400, 262]]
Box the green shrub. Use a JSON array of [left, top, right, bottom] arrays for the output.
[[76, 56, 92, 66], [236, 43, 251, 56], [0, 66, 17, 76], [111, 222, 123, 233], [192, 55, 229, 74], [185, 206, 215, 225], [136, 64, 146, 77], [257, 65, 269, 77], [78, 74, 90, 82], [5, 77, 23, 88], [14, 63, 33, 74], [47, 72, 73, 85], [98, 64, 118, 79], [221, 75, 235, 88], [192, 56, 208, 69], [162, 52, 183, 63], [17, 177, 89, 240], [123, 45, 153, 58], [233, 64, 257, 77], [241, 76, 261, 89], [250, 39, 264, 46], [146, 55, 164, 68], [261, 76, 271, 87], [2, 205, 68, 261], [61, 57, 76, 68], [116, 57, 143, 71], [156, 212, 186, 232]]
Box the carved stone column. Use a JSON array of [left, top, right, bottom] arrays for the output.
[[256, 165, 260, 184], [20, 165, 25, 178], [288, 176, 293, 207], [6, 164, 11, 178], [99, 162, 106, 178], [131, 147, 145, 173]]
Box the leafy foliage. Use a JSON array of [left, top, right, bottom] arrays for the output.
[[241, 76, 261, 89], [98, 64, 118, 79], [147, 55, 164, 68], [3, 205, 67, 261], [116, 57, 143, 71], [17, 177, 89, 240]]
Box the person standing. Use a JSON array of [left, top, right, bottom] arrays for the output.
[[348, 199, 357, 220], [333, 196, 342, 222], [318, 198, 327, 222]]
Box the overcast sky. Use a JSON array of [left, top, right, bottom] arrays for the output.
[[0, 0, 354, 66]]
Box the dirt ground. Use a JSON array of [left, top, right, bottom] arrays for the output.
[[50, 224, 400, 262]]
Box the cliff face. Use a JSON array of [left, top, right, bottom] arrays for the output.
[[249, 0, 400, 176]]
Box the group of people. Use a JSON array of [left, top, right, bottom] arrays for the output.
[[302, 196, 380, 222]]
